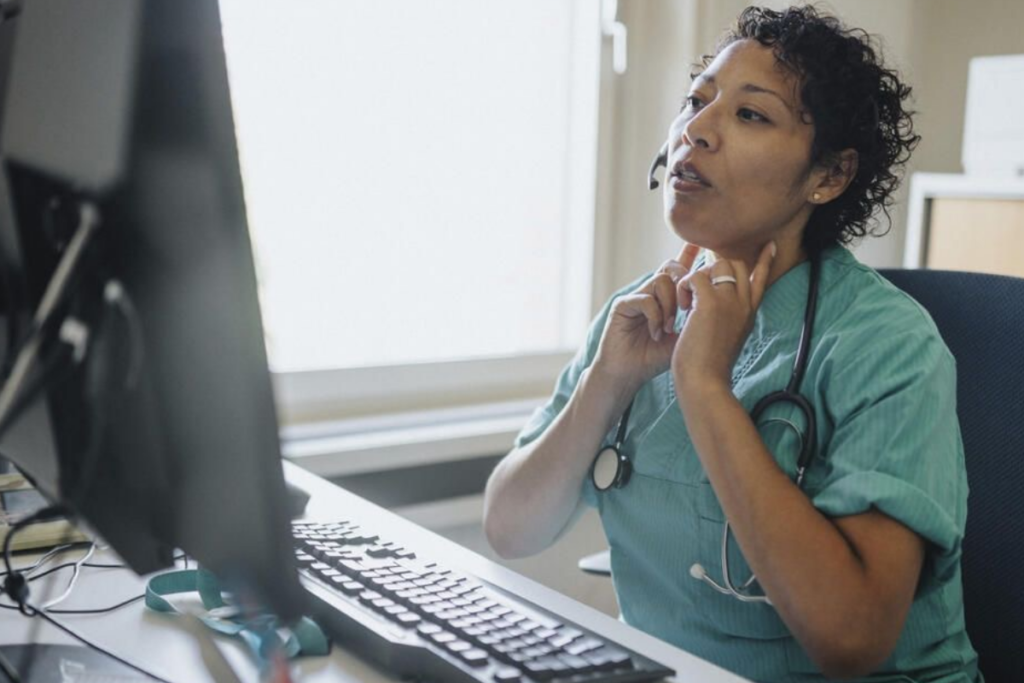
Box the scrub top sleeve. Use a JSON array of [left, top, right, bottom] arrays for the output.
[[512, 274, 650, 508], [812, 326, 966, 568]]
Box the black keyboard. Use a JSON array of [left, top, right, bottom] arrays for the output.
[[293, 521, 675, 683]]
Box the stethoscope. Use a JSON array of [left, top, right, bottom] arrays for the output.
[[590, 143, 821, 604]]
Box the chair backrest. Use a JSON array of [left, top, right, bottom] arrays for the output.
[[880, 268, 1024, 683]]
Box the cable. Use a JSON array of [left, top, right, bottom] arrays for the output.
[[0, 203, 99, 445], [45, 592, 145, 615], [0, 550, 188, 615], [39, 541, 94, 609], [0, 592, 145, 615], [9, 560, 79, 584], [24, 606, 174, 683], [2, 505, 69, 614], [0, 543, 79, 579], [1, 551, 187, 582]]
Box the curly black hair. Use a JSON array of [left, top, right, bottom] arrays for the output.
[[697, 5, 920, 253]]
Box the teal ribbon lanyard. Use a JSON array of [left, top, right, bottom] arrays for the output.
[[145, 568, 328, 670]]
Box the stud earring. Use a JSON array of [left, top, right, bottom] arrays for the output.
[[812, 192, 822, 202]]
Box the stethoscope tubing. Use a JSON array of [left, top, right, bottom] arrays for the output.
[[593, 248, 822, 604]]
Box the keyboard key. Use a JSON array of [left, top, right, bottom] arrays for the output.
[[397, 612, 421, 625], [430, 631, 457, 645], [522, 646, 553, 660], [445, 640, 472, 654], [410, 596, 439, 607], [523, 659, 558, 681], [458, 648, 489, 666], [583, 647, 631, 671], [342, 560, 366, 574], [549, 633, 580, 649], [493, 668, 522, 682], [564, 637, 603, 657], [557, 653, 594, 673], [438, 609, 469, 620]]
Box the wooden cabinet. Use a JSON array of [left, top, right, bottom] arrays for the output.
[[904, 173, 1024, 278]]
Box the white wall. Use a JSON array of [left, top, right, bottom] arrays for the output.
[[599, 0, 1024, 293]]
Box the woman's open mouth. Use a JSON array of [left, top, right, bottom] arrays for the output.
[[670, 162, 712, 192]]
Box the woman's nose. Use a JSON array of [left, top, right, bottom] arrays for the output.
[[681, 107, 717, 151]]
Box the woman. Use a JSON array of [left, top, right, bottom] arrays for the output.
[[484, 6, 980, 682]]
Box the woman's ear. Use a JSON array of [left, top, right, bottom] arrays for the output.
[[809, 149, 858, 205]]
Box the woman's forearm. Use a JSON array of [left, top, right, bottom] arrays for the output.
[[483, 367, 632, 559], [678, 378, 917, 677]]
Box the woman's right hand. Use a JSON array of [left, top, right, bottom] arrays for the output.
[[591, 243, 703, 398]]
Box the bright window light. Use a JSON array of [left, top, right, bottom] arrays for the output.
[[218, 1, 598, 373]]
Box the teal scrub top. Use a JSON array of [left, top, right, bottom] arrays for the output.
[[515, 247, 980, 683]]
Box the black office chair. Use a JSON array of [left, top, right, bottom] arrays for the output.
[[878, 269, 1024, 683], [578, 269, 1024, 681]]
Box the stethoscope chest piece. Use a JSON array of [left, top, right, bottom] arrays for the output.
[[593, 445, 631, 491]]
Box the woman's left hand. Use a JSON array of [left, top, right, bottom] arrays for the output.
[[672, 242, 776, 395]]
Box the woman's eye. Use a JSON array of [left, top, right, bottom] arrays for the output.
[[682, 96, 703, 112], [738, 108, 769, 123]]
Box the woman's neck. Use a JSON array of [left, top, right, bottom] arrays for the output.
[[712, 234, 807, 290]]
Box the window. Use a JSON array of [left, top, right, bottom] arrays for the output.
[[218, 1, 602, 421]]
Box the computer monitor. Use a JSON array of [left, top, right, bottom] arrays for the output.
[[0, 0, 305, 621]]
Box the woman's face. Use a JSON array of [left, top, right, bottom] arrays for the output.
[[663, 39, 822, 257]]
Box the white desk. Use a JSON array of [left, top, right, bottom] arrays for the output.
[[0, 463, 748, 683]]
